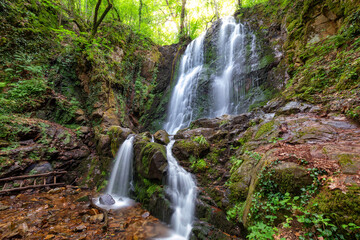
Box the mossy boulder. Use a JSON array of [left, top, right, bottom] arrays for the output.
[[264, 162, 313, 194], [172, 139, 210, 160], [308, 186, 360, 236], [134, 141, 167, 180], [337, 154, 360, 175], [153, 129, 170, 145]]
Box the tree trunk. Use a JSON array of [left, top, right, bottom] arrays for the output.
[[238, 0, 242, 8], [179, 0, 187, 40], [91, 0, 113, 37]]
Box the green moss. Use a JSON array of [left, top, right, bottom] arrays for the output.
[[139, 142, 166, 175], [134, 175, 162, 205], [191, 158, 208, 172], [338, 154, 354, 165], [308, 186, 360, 235], [259, 54, 275, 69], [177, 139, 208, 157], [255, 121, 275, 139]]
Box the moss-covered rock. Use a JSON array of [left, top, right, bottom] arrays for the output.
[[264, 162, 313, 194], [134, 141, 167, 180], [153, 129, 170, 145], [337, 154, 360, 175], [308, 186, 360, 236], [172, 139, 210, 160]]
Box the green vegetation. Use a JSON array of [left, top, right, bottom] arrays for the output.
[[246, 160, 360, 239]]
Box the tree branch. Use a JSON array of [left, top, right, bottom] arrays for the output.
[[92, 0, 112, 37]]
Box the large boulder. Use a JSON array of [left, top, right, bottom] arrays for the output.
[[134, 141, 168, 180], [172, 139, 210, 160]]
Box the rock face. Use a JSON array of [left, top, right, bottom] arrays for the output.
[[140, 102, 359, 238], [144, 14, 286, 133], [0, 118, 90, 182], [99, 194, 115, 205]]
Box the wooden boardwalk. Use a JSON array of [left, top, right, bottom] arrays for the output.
[[0, 171, 67, 195]]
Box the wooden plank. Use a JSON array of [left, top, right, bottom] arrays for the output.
[[0, 171, 67, 182], [0, 183, 65, 194]]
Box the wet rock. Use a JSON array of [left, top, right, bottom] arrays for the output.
[[175, 128, 216, 140], [134, 141, 167, 180], [277, 101, 313, 115], [75, 109, 86, 123], [91, 108, 104, 120], [97, 134, 110, 152], [25, 162, 53, 174], [148, 193, 173, 224], [191, 118, 221, 129], [99, 194, 115, 205], [141, 212, 150, 218], [195, 200, 242, 237], [153, 130, 170, 145], [231, 113, 251, 126], [79, 126, 91, 135], [108, 126, 134, 156], [191, 220, 242, 239], [263, 99, 286, 113], [101, 109, 120, 129]]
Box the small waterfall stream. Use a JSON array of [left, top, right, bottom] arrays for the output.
[[212, 16, 246, 116], [165, 139, 196, 239], [96, 136, 135, 209], [163, 33, 206, 135]]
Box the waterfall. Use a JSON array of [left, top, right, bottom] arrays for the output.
[[96, 135, 135, 209], [212, 16, 251, 116], [164, 16, 261, 131], [160, 16, 263, 239], [163, 33, 206, 135], [165, 139, 196, 239], [106, 136, 135, 196]]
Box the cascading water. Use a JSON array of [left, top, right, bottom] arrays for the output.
[[163, 16, 264, 130], [164, 139, 196, 239], [212, 16, 247, 117], [96, 135, 135, 209], [162, 36, 202, 236], [163, 33, 206, 135], [161, 16, 265, 239]]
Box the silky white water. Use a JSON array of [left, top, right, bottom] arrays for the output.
[[161, 16, 262, 239], [212, 16, 247, 116], [164, 33, 206, 135], [165, 139, 196, 239], [95, 136, 135, 210]]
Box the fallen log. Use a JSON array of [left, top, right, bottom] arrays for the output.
[[0, 171, 67, 182], [0, 183, 65, 194], [90, 196, 109, 232]]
